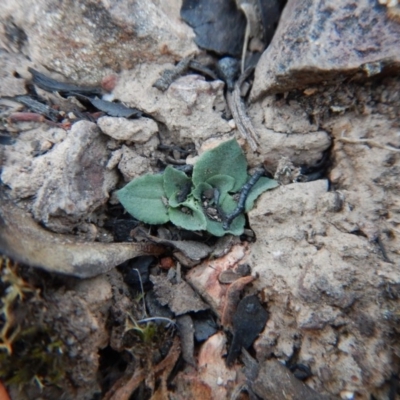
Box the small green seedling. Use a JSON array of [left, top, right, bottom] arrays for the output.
[[117, 139, 278, 236]]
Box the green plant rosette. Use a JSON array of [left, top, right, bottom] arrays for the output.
[[192, 139, 248, 192], [116, 174, 169, 224], [168, 196, 207, 231]]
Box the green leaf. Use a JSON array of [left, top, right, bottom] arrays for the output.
[[192, 182, 212, 202], [192, 176, 234, 205], [163, 166, 192, 200], [169, 197, 207, 231], [192, 140, 247, 192], [206, 194, 245, 237], [206, 175, 235, 202], [244, 177, 279, 211], [116, 174, 169, 224], [206, 214, 245, 237], [168, 191, 183, 208]]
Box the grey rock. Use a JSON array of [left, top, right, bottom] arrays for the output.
[[252, 360, 338, 400], [0, 0, 198, 84], [193, 313, 218, 342], [31, 121, 118, 230], [251, 0, 400, 100], [98, 116, 158, 143], [0, 48, 30, 97], [117, 145, 150, 182], [114, 68, 233, 147], [1, 120, 118, 232], [246, 101, 332, 168]]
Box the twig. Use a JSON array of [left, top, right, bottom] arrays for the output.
[[223, 167, 264, 230], [153, 57, 218, 92], [337, 136, 400, 152], [153, 58, 191, 91], [227, 68, 259, 151], [165, 155, 187, 165], [188, 60, 218, 80], [105, 368, 146, 400]]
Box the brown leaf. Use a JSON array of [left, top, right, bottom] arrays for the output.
[[186, 243, 250, 317], [144, 233, 212, 260], [221, 275, 256, 328], [176, 315, 196, 366], [105, 336, 181, 400], [105, 368, 146, 400], [150, 275, 209, 315], [0, 193, 165, 278]]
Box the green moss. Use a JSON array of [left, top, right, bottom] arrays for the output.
[[0, 257, 67, 389]]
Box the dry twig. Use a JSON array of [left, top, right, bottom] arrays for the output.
[[337, 136, 400, 152], [227, 68, 259, 151]]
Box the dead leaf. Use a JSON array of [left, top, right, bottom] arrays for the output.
[[0, 380, 10, 400], [197, 332, 238, 397], [252, 359, 338, 400], [150, 275, 209, 315], [144, 233, 212, 260], [186, 243, 250, 316], [150, 336, 181, 399], [176, 314, 196, 366], [221, 275, 256, 327], [226, 295, 268, 367], [104, 367, 146, 400], [172, 373, 213, 400], [0, 192, 165, 278], [105, 336, 181, 400]]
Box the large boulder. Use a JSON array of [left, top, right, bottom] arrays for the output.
[[251, 0, 400, 100], [0, 0, 198, 84]]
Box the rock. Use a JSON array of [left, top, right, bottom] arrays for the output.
[[0, 0, 198, 84], [1, 124, 67, 198], [0, 49, 31, 97], [186, 243, 250, 317], [114, 66, 233, 148], [251, 0, 400, 100], [106, 148, 123, 170], [180, 0, 246, 56], [98, 116, 158, 143], [245, 164, 399, 397], [117, 145, 151, 182], [32, 121, 118, 230], [259, 95, 320, 134], [252, 360, 338, 400], [173, 332, 238, 400], [1, 120, 118, 232], [113, 63, 331, 171], [246, 102, 331, 168]]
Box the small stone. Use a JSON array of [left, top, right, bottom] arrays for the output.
[[160, 257, 175, 270], [101, 74, 118, 92], [98, 116, 158, 143], [118, 145, 151, 182]]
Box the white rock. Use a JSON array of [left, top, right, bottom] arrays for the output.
[[118, 145, 150, 182], [98, 116, 158, 143]]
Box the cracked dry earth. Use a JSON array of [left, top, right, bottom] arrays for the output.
[[1, 2, 400, 400]]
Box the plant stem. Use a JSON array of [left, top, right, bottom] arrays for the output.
[[223, 167, 264, 230]]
